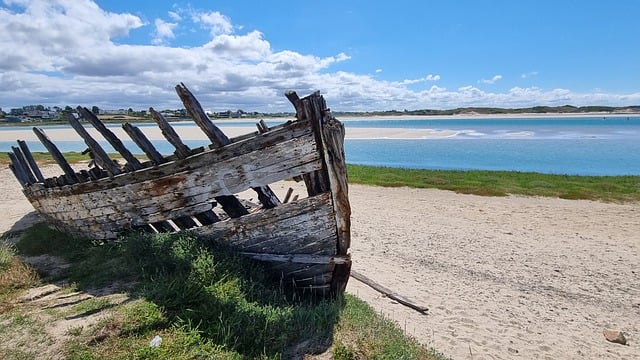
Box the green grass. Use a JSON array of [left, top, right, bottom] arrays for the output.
[[0, 151, 91, 166], [347, 164, 640, 202], [4, 225, 445, 359]]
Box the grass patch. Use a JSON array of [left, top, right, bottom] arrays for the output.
[[0, 236, 39, 312], [347, 164, 640, 202], [0, 151, 90, 166], [7, 225, 444, 359]]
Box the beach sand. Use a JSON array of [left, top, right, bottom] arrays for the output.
[[1, 166, 638, 359]]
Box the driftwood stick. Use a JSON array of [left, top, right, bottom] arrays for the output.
[[350, 270, 429, 314], [79, 107, 142, 171], [122, 123, 165, 165], [18, 140, 45, 183], [32, 127, 79, 183], [67, 114, 122, 176], [150, 107, 192, 158]]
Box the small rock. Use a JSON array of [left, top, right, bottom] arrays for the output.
[[603, 329, 627, 345]]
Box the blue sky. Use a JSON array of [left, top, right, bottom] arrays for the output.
[[1, 0, 639, 112]]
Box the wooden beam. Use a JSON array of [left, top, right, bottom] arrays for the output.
[[8, 153, 31, 186], [67, 114, 122, 176], [122, 123, 165, 165], [240, 253, 350, 265], [176, 83, 281, 212], [17, 140, 45, 183], [11, 146, 36, 184], [32, 127, 79, 183], [176, 83, 230, 147], [149, 107, 191, 158], [78, 107, 142, 171]]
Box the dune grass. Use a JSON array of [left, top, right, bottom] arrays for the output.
[[347, 164, 640, 202], [2, 224, 444, 359]]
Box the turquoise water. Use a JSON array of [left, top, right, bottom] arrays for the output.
[[2, 116, 639, 176]]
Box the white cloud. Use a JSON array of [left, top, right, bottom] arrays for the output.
[[479, 75, 503, 84], [521, 71, 539, 79], [193, 10, 233, 36], [152, 18, 177, 44], [0, 1, 638, 112], [167, 11, 181, 21]]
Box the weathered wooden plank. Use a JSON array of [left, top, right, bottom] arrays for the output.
[[193, 193, 337, 251], [17, 140, 45, 183], [67, 114, 122, 176], [321, 113, 351, 255], [32, 127, 79, 183], [10, 147, 36, 184], [149, 107, 191, 158], [45, 144, 320, 219], [26, 129, 320, 214], [122, 123, 165, 165], [240, 254, 349, 265], [78, 107, 142, 171]]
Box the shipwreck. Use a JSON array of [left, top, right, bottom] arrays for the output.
[[7, 84, 351, 295]]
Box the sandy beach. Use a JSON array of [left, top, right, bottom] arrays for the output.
[[1, 164, 639, 359]]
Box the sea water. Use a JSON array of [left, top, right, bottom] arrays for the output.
[[1, 116, 639, 176]]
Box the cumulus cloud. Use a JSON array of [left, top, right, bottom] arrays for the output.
[[0, 1, 637, 112], [152, 19, 178, 44], [479, 75, 503, 84], [193, 10, 233, 36], [425, 74, 441, 81]]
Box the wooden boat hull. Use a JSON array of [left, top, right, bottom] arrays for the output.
[[9, 86, 351, 295]]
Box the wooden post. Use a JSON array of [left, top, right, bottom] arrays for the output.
[[287, 91, 330, 197], [175, 83, 230, 147], [67, 114, 122, 176], [122, 123, 165, 165], [78, 107, 142, 171], [32, 127, 79, 183], [9, 164, 28, 186], [8, 152, 31, 186], [17, 140, 45, 183], [149, 108, 192, 158], [11, 146, 36, 184]]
